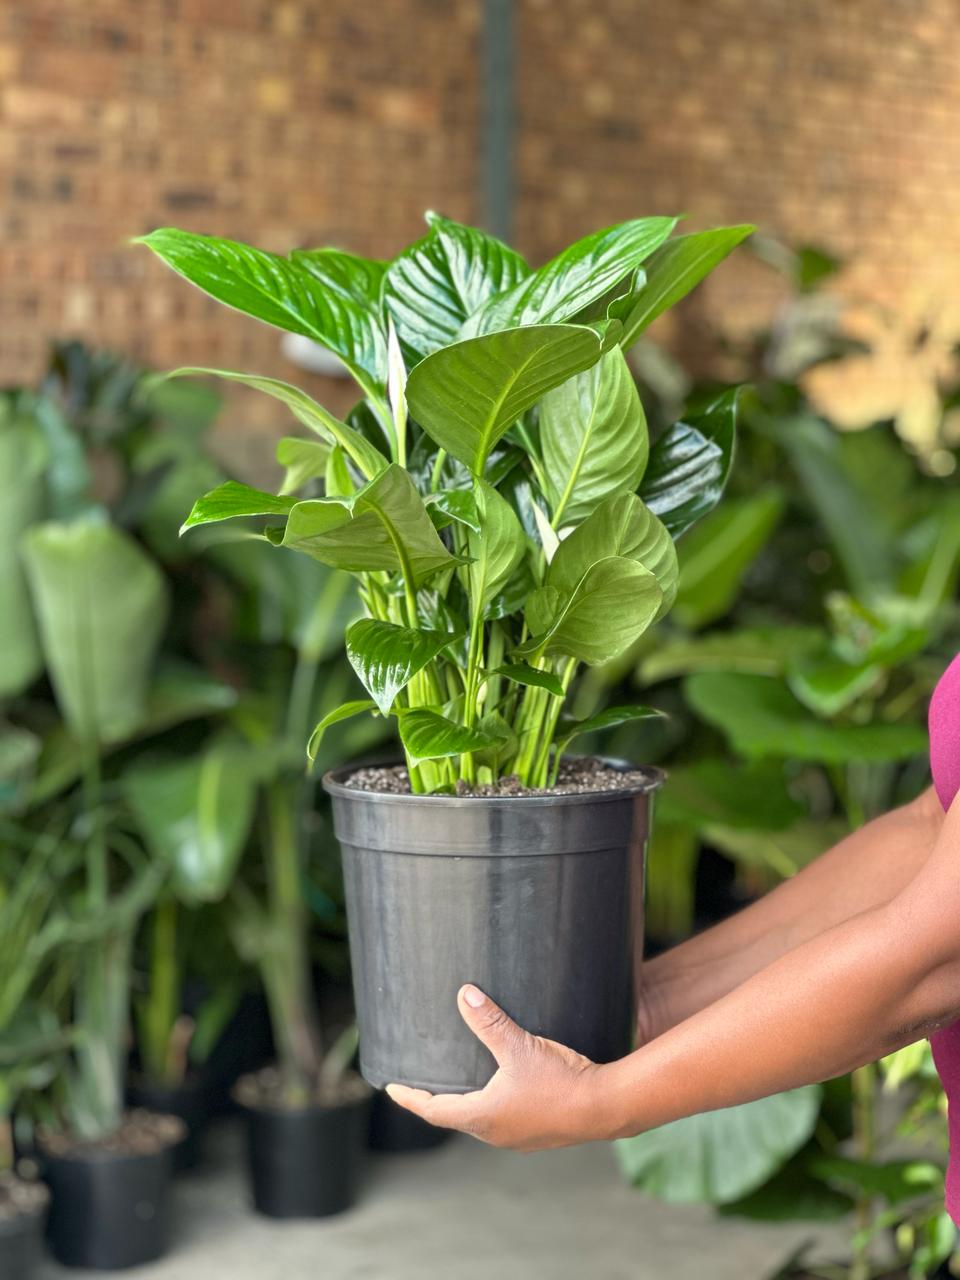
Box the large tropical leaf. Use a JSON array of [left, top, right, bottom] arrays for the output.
[[463, 216, 678, 335], [640, 627, 823, 682], [656, 759, 804, 832], [458, 479, 526, 614], [640, 389, 739, 538], [0, 412, 48, 697], [540, 346, 649, 526], [615, 1086, 822, 1205], [383, 212, 529, 364], [289, 247, 387, 309], [136, 229, 387, 397], [346, 618, 461, 715], [22, 519, 168, 743], [406, 322, 617, 475]]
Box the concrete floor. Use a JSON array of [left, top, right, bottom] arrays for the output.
[[38, 1121, 845, 1280]]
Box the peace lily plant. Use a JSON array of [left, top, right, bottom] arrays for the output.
[[138, 213, 753, 792]]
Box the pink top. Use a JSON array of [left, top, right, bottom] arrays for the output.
[[927, 652, 960, 1222]]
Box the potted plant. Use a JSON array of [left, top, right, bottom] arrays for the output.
[[140, 211, 754, 1091]]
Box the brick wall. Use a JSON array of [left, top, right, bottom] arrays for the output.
[[2, 0, 959, 468]]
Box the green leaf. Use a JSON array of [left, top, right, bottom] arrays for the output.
[[181, 480, 296, 532], [640, 627, 823, 682], [787, 654, 883, 717], [324, 445, 355, 498], [383, 213, 529, 364], [406, 322, 616, 475], [307, 699, 376, 763], [289, 247, 387, 309], [459, 479, 526, 614], [615, 1086, 822, 1205], [519, 556, 663, 665], [640, 389, 739, 538], [684, 672, 929, 763], [425, 490, 481, 534], [555, 704, 664, 757], [490, 662, 564, 698], [656, 759, 803, 832], [549, 492, 679, 618], [673, 490, 784, 628], [541, 346, 649, 526], [21, 518, 168, 744], [136, 229, 387, 396], [397, 708, 494, 766], [276, 437, 330, 495], [807, 1155, 942, 1207], [0, 413, 48, 697], [464, 216, 678, 335], [718, 1157, 854, 1223], [613, 226, 755, 348], [280, 464, 459, 586], [346, 618, 461, 715], [163, 368, 388, 480]]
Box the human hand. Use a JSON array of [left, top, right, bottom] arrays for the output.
[[385, 984, 612, 1152]]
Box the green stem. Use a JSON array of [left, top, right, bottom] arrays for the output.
[[145, 895, 180, 1086], [430, 449, 447, 492], [850, 1062, 876, 1280]]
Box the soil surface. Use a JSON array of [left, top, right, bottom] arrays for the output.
[[233, 1066, 371, 1112], [344, 756, 656, 797], [0, 1172, 48, 1222], [38, 1109, 185, 1159]]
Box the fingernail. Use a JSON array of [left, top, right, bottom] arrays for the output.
[[462, 984, 485, 1008]]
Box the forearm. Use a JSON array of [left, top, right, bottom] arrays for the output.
[[641, 788, 942, 1037]]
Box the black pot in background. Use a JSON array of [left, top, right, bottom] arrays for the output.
[[127, 1075, 208, 1172], [241, 1089, 371, 1219], [368, 1090, 450, 1153], [43, 1145, 175, 1270], [0, 1185, 48, 1280]]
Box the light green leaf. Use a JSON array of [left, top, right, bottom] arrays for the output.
[[406, 322, 616, 475], [459, 479, 526, 614], [555, 704, 664, 758], [0, 413, 48, 697], [181, 480, 296, 532], [397, 708, 494, 766], [541, 346, 649, 526], [640, 627, 823, 682], [324, 445, 355, 497], [383, 213, 529, 364], [490, 662, 564, 698], [276, 437, 330, 495], [615, 1086, 822, 1205], [640, 390, 739, 538], [613, 225, 755, 348], [307, 699, 376, 763], [787, 655, 883, 717], [346, 618, 461, 715]]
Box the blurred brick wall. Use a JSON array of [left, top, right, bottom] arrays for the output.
[[2, 0, 960, 467]]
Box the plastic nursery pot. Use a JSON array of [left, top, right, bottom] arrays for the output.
[[42, 1135, 178, 1270], [368, 1089, 451, 1153], [0, 1178, 49, 1280], [324, 759, 662, 1093], [238, 1084, 372, 1219], [127, 1074, 209, 1172]]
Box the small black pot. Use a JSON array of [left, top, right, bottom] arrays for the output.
[[242, 1091, 371, 1219], [368, 1089, 450, 1153], [43, 1144, 175, 1270], [127, 1076, 208, 1172], [0, 1189, 47, 1280]]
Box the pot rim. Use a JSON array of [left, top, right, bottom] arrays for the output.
[[322, 756, 665, 807]]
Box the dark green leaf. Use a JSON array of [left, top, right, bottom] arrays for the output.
[[346, 618, 461, 715], [640, 627, 823, 682], [425, 490, 481, 534], [182, 480, 296, 532], [490, 662, 564, 698], [807, 1155, 942, 1207], [640, 389, 739, 538], [718, 1158, 853, 1222], [0, 413, 47, 697], [397, 708, 494, 765], [307, 699, 376, 763], [276, 437, 330, 495], [555, 704, 664, 757], [656, 759, 803, 832]]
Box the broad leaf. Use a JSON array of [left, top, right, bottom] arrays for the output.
[[406, 322, 617, 475], [685, 672, 928, 763], [464, 216, 678, 335], [164, 368, 387, 480], [346, 618, 461, 715], [549, 492, 679, 618], [425, 490, 481, 533], [490, 662, 564, 698], [384, 212, 529, 364], [276, 437, 330, 494], [397, 708, 494, 765], [554, 704, 664, 757], [656, 759, 803, 832], [182, 480, 296, 532], [615, 1086, 821, 1205], [136, 229, 387, 396], [787, 654, 883, 717], [289, 247, 387, 309], [640, 389, 739, 538], [541, 346, 649, 526], [307, 699, 376, 763], [0, 413, 48, 697], [640, 627, 823, 683], [613, 225, 755, 348], [459, 479, 526, 614], [22, 519, 168, 743]]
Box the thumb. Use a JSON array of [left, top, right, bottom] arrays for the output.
[[457, 985, 527, 1066]]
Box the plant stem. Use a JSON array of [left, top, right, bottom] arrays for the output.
[[146, 895, 180, 1086], [850, 1062, 877, 1280], [430, 449, 447, 492]]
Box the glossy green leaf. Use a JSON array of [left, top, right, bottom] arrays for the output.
[[685, 672, 928, 763], [555, 704, 664, 757], [490, 662, 564, 698], [324, 444, 355, 498], [640, 389, 739, 538], [289, 247, 387, 309], [459, 479, 526, 614], [136, 229, 387, 395], [464, 216, 678, 335], [0, 414, 48, 697], [541, 346, 649, 526], [406, 322, 616, 475], [519, 556, 663, 665], [22, 519, 168, 743], [279, 464, 459, 586], [181, 480, 296, 532], [164, 368, 387, 480], [307, 699, 377, 763], [425, 490, 481, 534], [613, 225, 755, 348], [615, 1086, 821, 1205], [549, 492, 679, 618], [276, 437, 330, 495], [346, 618, 461, 715], [640, 627, 823, 682], [397, 708, 495, 765], [384, 212, 529, 364]]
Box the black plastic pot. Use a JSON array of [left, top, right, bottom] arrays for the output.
[[241, 1091, 371, 1219], [43, 1144, 175, 1270], [368, 1089, 450, 1153], [324, 761, 662, 1093], [127, 1075, 208, 1172], [0, 1188, 47, 1280]]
